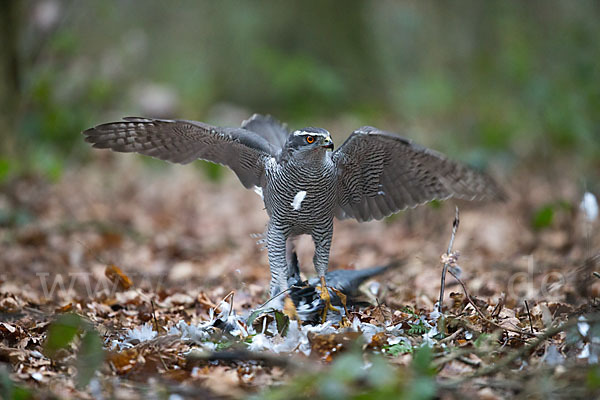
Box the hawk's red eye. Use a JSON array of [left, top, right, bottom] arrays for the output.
[[306, 136, 315, 144]]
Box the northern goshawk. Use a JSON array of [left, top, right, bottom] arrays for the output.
[[83, 114, 503, 317]]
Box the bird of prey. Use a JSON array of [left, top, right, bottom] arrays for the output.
[[83, 114, 503, 319]]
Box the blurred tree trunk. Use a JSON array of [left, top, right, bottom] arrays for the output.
[[0, 0, 20, 157]]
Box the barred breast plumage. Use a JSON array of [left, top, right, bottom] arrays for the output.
[[264, 154, 337, 234]]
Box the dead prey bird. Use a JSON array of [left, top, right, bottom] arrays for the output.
[[287, 252, 402, 324], [83, 114, 503, 319]]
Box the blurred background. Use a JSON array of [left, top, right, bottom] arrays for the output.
[[2, 3, 600, 396], [1, 0, 598, 184]]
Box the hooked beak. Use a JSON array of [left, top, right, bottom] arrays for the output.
[[321, 136, 334, 150]]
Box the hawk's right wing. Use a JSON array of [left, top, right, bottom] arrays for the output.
[[332, 126, 505, 222], [83, 117, 276, 189]]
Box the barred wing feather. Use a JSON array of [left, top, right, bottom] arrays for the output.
[[82, 117, 275, 189], [332, 126, 504, 222]]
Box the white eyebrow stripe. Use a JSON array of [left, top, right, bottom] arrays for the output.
[[293, 130, 329, 137]]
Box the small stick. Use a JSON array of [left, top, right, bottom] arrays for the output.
[[256, 284, 303, 309], [524, 300, 534, 334], [438, 207, 460, 314], [438, 327, 464, 344], [448, 268, 535, 337], [187, 349, 305, 370], [150, 300, 160, 334], [375, 297, 386, 323], [456, 355, 481, 368]]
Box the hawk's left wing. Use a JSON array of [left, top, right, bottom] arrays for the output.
[[83, 117, 277, 189], [332, 126, 504, 222]]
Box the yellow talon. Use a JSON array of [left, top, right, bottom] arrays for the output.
[[330, 287, 352, 327], [319, 276, 339, 323]]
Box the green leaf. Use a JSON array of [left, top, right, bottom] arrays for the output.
[[400, 306, 417, 317], [408, 321, 428, 335], [587, 366, 600, 390], [0, 158, 11, 182], [246, 308, 275, 327], [216, 341, 234, 351], [330, 352, 364, 382], [412, 346, 436, 377], [76, 330, 104, 388], [274, 310, 290, 337], [532, 205, 554, 230], [0, 372, 33, 400], [473, 333, 491, 348], [44, 313, 82, 358], [385, 342, 413, 356]]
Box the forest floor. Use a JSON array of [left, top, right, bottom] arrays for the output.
[[1, 154, 599, 399]]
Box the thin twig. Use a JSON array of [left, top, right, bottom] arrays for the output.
[[490, 293, 505, 318], [433, 207, 534, 337], [438, 315, 600, 388], [433, 345, 490, 368], [186, 349, 306, 370], [470, 317, 589, 377], [456, 356, 481, 368], [256, 285, 303, 309], [439, 207, 460, 313], [524, 300, 534, 334], [439, 264, 449, 314], [447, 207, 460, 254], [438, 327, 464, 344], [448, 268, 536, 337], [150, 300, 160, 334]]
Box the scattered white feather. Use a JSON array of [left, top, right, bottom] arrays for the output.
[[165, 299, 449, 357], [253, 186, 264, 200], [387, 336, 407, 345], [88, 378, 103, 400], [356, 321, 384, 343], [291, 191, 307, 211], [369, 282, 381, 296], [248, 333, 273, 352], [31, 372, 43, 382], [30, 350, 44, 359], [579, 343, 591, 359], [176, 320, 213, 343], [581, 192, 598, 222], [123, 322, 157, 345], [543, 345, 564, 366], [578, 316, 590, 337], [429, 306, 441, 320]]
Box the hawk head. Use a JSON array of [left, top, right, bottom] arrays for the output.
[[285, 127, 334, 154]]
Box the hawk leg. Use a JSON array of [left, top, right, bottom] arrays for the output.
[[312, 226, 340, 322], [267, 225, 290, 307]]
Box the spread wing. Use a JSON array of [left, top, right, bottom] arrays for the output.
[[82, 117, 276, 189], [333, 126, 505, 222], [241, 113, 289, 151]]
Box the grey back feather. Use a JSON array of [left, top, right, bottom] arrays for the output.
[[241, 114, 289, 152]]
